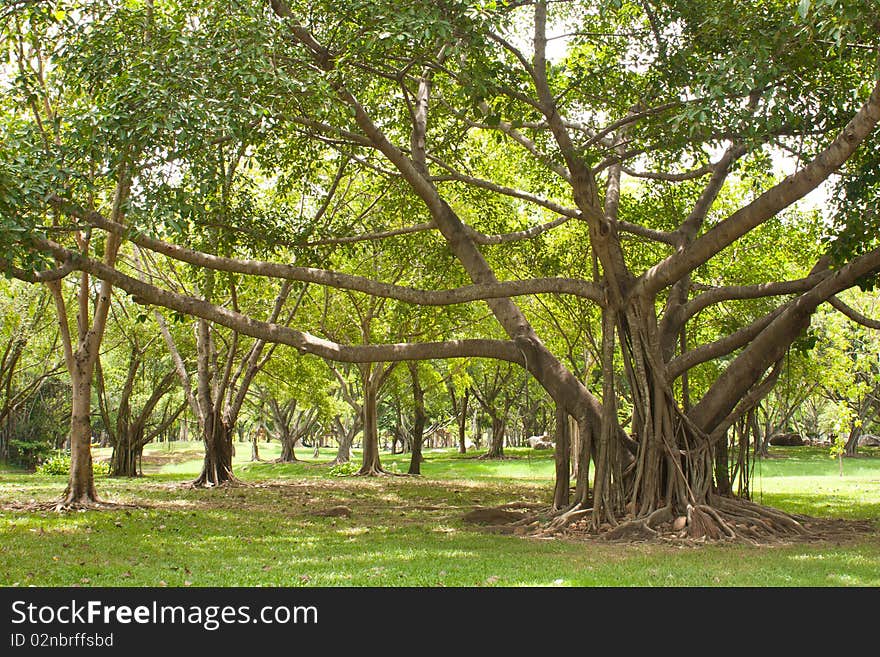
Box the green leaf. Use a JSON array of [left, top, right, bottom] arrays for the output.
[[797, 0, 812, 19]]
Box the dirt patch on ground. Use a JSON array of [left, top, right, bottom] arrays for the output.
[[140, 451, 204, 466]]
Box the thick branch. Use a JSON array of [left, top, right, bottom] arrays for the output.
[[0, 257, 76, 282], [680, 271, 831, 324], [36, 245, 528, 366], [666, 306, 786, 381], [48, 201, 604, 304], [690, 246, 880, 433], [639, 79, 880, 297]]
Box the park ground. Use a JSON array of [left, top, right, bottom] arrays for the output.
[[1, 443, 878, 587]]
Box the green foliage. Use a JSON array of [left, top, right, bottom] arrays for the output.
[[826, 138, 880, 290], [35, 452, 110, 477], [328, 460, 358, 477], [34, 452, 71, 476], [7, 436, 53, 470]]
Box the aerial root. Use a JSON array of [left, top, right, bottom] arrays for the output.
[[521, 503, 594, 537], [43, 499, 142, 513], [517, 496, 810, 542], [710, 495, 807, 536], [354, 465, 407, 477], [687, 504, 736, 540]]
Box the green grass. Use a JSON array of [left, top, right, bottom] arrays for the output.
[[0, 442, 878, 587]]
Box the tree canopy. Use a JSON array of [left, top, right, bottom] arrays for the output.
[[1, 0, 879, 536]]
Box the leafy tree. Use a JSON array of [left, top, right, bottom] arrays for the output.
[[3, 0, 880, 539], [94, 294, 183, 476]]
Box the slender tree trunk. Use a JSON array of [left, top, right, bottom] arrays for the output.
[[357, 366, 383, 475], [457, 389, 469, 453], [63, 364, 98, 504], [251, 431, 261, 461], [553, 403, 570, 509], [407, 362, 426, 475]]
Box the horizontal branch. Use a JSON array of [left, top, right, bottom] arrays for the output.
[[666, 306, 786, 381], [638, 78, 880, 297], [0, 256, 76, 283], [617, 221, 678, 245], [620, 162, 715, 182], [45, 198, 606, 305], [288, 115, 374, 148], [29, 239, 529, 366], [689, 245, 880, 432], [305, 222, 435, 246], [465, 215, 572, 245], [427, 165, 580, 218], [681, 271, 832, 323], [828, 295, 880, 330]]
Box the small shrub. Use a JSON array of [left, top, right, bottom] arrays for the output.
[[329, 461, 358, 477], [35, 453, 110, 477], [36, 452, 71, 476]]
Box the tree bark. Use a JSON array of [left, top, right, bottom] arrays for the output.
[[485, 415, 505, 459], [329, 414, 357, 464], [357, 364, 383, 475], [553, 403, 571, 510], [63, 361, 98, 504], [193, 410, 236, 487], [407, 362, 427, 475], [110, 427, 145, 477]]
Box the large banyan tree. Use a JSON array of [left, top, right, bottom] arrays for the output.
[[3, 0, 880, 533]]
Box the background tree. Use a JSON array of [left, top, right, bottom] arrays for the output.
[[0, 280, 64, 466], [94, 296, 184, 476]]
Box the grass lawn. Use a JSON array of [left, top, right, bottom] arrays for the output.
[[0, 442, 878, 587]]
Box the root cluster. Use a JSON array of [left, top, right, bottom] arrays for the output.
[[464, 495, 859, 545]]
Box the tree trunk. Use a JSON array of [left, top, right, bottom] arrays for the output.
[[407, 362, 427, 475], [251, 432, 261, 461], [484, 415, 505, 459], [714, 432, 731, 496], [357, 366, 384, 475], [193, 412, 237, 487], [844, 424, 860, 457], [570, 415, 580, 481], [457, 389, 469, 454], [278, 430, 298, 461], [62, 365, 98, 505], [620, 303, 711, 520], [328, 415, 357, 465], [109, 428, 145, 477], [553, 403, 570, 509]]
